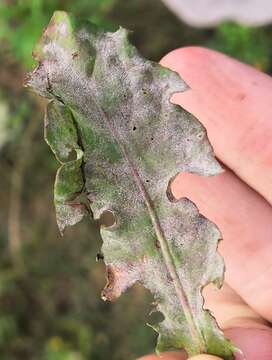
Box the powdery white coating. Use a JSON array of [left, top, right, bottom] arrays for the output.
[[162, 0, 272, 27], [56, 203, 86, 234], [26, 12, 236, 358]]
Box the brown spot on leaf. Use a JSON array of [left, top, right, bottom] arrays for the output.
[[155, 240, 161, 249], [167, 273, 174, 282], [101, 265, 118, 301], [142, 88, 148, 95], [166, 176, 178, 203], [99, 209, 116, 228], [101, 264, 138, 302]]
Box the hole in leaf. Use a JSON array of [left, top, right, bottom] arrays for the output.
[[99, 210, 116, 228], [149, 310, 164, 325], [67, 149, 77, 161], [155, 240, 160, 249]]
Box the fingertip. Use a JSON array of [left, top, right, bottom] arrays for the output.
[[189, 356, 223, 360], [225, 327, 272, 360], [159, 46, 218, 73], [137, 351, 186, 360]]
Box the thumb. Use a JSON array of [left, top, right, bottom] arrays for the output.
[[189, 356, 223, 360], [137, 353, 223, 360]]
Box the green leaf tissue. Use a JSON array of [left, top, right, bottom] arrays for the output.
[[25, 11, 237, 359]]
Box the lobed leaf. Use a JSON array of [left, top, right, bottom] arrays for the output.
[[26, 11, 237, 358]]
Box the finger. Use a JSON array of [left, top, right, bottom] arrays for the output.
[[170, 170, 272, 321], [160, 47, 272, 204], [189, 356, 223, 360], [203, 283, 269, 330], [203, 284, 272, 360], [137, 351, 186, 360], [225, 327, 272, 360]]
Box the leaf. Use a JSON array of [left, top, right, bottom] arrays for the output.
[[44, 101, 87, 234], [25, 11, 237, 358]]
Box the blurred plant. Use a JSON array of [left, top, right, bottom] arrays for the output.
[[0, 98, 10, 150], [0, 0, 115, 69], [209, 22, 272, 71], [44, 337, 83, 360], [0, 92, 29, 151], [0, 315, 18, 348]]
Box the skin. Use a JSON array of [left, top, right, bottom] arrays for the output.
[[138, 48, 272, 359]]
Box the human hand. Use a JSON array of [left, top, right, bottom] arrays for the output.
[[138, 48, 272, 360]]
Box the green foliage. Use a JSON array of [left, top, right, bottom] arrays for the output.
[[209, 22, 271, 71], [0, 91, 32, 150], [0, 315, 18, 347], [44, 337, 83, 360], [0, 97, 10, 149], [0, 226, 154, 359], [0, 0, 114, 69]]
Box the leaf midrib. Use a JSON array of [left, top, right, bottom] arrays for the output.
[[80, 84, 207, 353]]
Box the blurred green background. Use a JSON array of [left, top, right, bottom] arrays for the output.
[[0, 1, 271, 359]]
